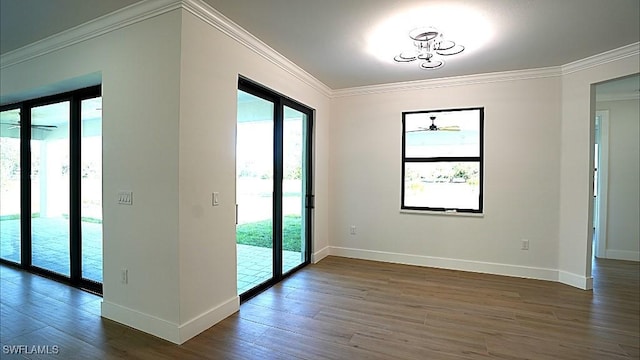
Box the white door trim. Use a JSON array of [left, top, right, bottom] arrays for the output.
[[594, 110, 610, 259]]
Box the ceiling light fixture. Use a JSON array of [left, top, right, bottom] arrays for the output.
[[394, 27, 464, 69]]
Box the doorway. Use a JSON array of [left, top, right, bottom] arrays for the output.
[[592, 73, 640, 264], [236, 77, 313, 301]]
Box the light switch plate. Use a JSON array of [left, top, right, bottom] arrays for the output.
[[118, 191, 133, 205], [212, 192, 220, 206]]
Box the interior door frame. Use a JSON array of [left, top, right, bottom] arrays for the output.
[[237, 76, 314, 301], [594, 110, 609, 259]]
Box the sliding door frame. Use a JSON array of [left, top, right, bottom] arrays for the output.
[[238, 76, 314, 301], [0, 85, 102, 294]]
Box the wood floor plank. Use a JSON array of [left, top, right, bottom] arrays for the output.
[[0, 302, 48, 344], [239, 302, 358, 346], [252, 324, 389, 360], [6, 325, 112, 360], [484, 331, 630, 360], [1, 256, 638, 359]]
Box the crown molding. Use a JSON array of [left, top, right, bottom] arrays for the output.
[[331, 66, 562, 98], [331, 42, 639, 98], [562, 42, 640, 75], [0, 0, 180, 69], [1, 0, 636, 100], [0, 0, 332, 98], [181, 0, 332, 98]]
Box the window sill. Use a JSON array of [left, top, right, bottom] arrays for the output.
[[399, 209, 484, 218]]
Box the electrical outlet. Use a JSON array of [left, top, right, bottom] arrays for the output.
[[121, 268, 128, 284], [521, 239, 529, 250], [350, 226, 356, 235]]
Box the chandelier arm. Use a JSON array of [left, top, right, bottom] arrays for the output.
[[436, 45, 465, 56], [395, 26, 463, 69], [419, 60, 444, 69], [394, 54, 418, 62], [436, 40, 456, 51]]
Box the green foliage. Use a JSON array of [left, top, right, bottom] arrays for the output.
[[408, 182, 424, 192], [285, 166, 302, 180], [236, 215, 302, 252], [60, 214, 103, 223], [0, 213, 40, 221], [452, 166, 470, 180]]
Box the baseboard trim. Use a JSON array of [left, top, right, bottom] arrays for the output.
[[101, 301, 181, 343], [329, 246, 558, 282], [101, 296, 240, 344], [312, 246, 330, 263], [605, 249, 640, 262], [558, 271, 593, 290], [178, 296, 239, 344]]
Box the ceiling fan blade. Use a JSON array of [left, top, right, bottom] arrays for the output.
[[406, 126, 430, 133], [32, 124, 57, 128], [1, 122, 57, 130], [1, 122, 20, 131]]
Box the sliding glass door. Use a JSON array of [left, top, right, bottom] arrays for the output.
[[81, 97, 103, 283], [0, 109, 21, 263], [282, 106, 309, 273], [236, 90, 275, 294], [236, 78, 313, 300], [30, 101, 71, 276], [0, 86, 103, 293]]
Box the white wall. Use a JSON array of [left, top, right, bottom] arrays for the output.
[[329, 76, 563, 279], [0, 4, 332, 344], [328, 51, 639, 288], [559, 55, 639, 288], [1, 8, 184, 335], [596, 98, 640, 261], [1, 0, 637, 343], [175, 10, 331, 341]]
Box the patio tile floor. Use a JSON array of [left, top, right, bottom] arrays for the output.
[[0, 218, 103, 283], [236, 244, 303, 294], [1, 218, 303, 295]]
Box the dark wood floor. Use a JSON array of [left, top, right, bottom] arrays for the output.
[[1, 256, 639, 359]]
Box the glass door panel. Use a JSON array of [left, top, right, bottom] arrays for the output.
[[0, 109, 22, 263], [236, 90, 274, 294], [31, 101, 70, 276], [81, 97, 103, 283], [282, 106, 307, 273]]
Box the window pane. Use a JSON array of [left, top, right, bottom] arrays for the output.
[[81, 97, 103, 283], [31, 101, 70, 276], [405, 109, 480, 158], [0, 109, 21, 263], [404, 162, 480, 210]]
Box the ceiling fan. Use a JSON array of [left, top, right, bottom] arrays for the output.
[[407, 116, 460, 132], [0, 121, 57, 131]]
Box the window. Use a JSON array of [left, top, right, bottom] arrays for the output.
[[401, 107, 484, 213]]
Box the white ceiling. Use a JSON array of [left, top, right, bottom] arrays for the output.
[[1, 0, 639, 90]]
